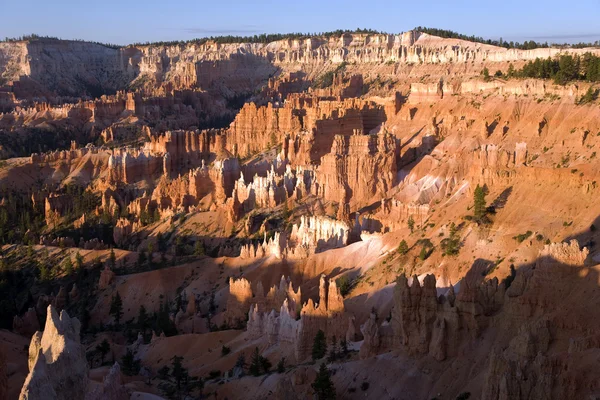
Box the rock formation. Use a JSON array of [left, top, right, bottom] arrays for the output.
[[19, 305, 88, 400], [87, 363, 129, 400], [13, 308, 41, 337], [247, 275, 348, 361], [98, 264, 116, 290]]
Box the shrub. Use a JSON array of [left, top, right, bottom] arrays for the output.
[[513, 231, 533, 243], [221, 345, 231, 357], [336, 275, 352, 297]]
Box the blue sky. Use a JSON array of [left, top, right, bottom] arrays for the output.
[[2, 0, 599, 45]]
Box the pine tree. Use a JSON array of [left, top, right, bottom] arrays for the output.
[[277, 357, 286, 373], [137, 305, 149, 336], [397, 239, 409, 255], [482, 67, 491, 81], [39, 264, 50, 281], [312, 363, 336, 400], [171, 355, 187, 391], [259, 355, 272, 374], [110, 292, 124, 326], [312, 329, 327, 361], [327, 335, 338, 362], [194, 241, 205, 256], [407, 215, 415, 233], [121, 349, 140, 376], [75, 251, 84, 269], [235, 352, 246, 373], [249, 347, 261, 376], [96, 339, 110, 365], [507, 63, 515, 77], [473, 184, 487, 222], [63, 256, 73, 276], [340, 338, 348, 356]]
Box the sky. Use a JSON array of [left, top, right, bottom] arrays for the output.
[[1, 0, 600, 45]]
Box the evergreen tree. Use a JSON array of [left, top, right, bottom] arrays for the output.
[[407, 215, 415, 233], [312, 329, 327, 361], [340, 338, 348, 356], [249, 347, 261, 376], [397, 239, 409, 255], [121, 349, 140, 376], [473, 184, 487, 222], [277, 357, 286, 373], [312, 363, 336, 400], [95, 339, 110, 365], [158, 365, 170, 380], [194, 241, 205, 256], [39, 264, 50, 281], [63, 256, 73, 276], [482, 67, 491, 81], [171, 355, 187, 391], [507, 63, 515, 77], [327, 335, 338, 362], [110, 292, 124, 326], [75, 251, 84, 269], [137, 305, 149, 336], [441, 223, 461, 256], [235, 352, 246, 373], [259, 355, 272, 374]]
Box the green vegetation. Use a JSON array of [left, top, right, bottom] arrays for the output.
[[221, 345, 231, 357], [578, 87, 599, 105], [127, 28, 386, 48], [415, 26, 600, 49], [277, 357, 286, 373], [312, 329, 327, 361], [109, 291, 123, 325], [482, 67, 491, 82], [397, 239, 409, 255], [336, 275, 353, 297], [417, 238, 434, 261], [312, 363, 336, 400], [441, 223, 461, 256], [121, 349, 140, 376], [508, 54, 600, 85], [473, 184, 489, 224], [408, 215, 415, 233], [248, 347, 272, 376], [95, 339, 110, 365], [513, 231, 533, 243], [312, 62, 348, 89]]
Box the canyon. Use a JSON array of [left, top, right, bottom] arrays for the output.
[[0, 28, 599, 400]]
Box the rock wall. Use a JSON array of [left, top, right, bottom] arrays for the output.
[[315, 132, 398, 205]]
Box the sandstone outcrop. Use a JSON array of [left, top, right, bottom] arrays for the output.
[[248, 275, 348, 361], [19, 305, 88, 400], [99, 264, 116, 290], [290, 215, 352, 253], [13, 308, 41, 337], [87, 363, 129, 400]]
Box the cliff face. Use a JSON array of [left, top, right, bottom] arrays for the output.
[[5, 31, 600, 101]]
